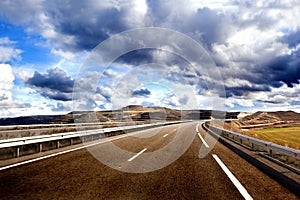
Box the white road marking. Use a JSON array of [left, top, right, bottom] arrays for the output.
[[212, 154, 253, 200], [127, 148, 147, 162], [163, 134, 169, 138], [0, 130, 146, 171], [197, 132, 209, 148], [196, 123, 209, 148]]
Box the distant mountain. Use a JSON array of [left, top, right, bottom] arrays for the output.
[[0, 105, 240, 126], [0, 115, 59, 126], [237, 111, 300, 128]]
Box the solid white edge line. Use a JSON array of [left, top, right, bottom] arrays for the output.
[[196, 123, 209, 148], [197, 132, 209, 148], [0, 130, 143, 171], [127, 148, 147, 162], [212, 154, 253, 200], [163, 134, 168, 138]]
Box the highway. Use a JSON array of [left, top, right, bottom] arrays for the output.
[[0, 122, 298, 199]]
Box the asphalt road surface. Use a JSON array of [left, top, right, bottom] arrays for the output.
[[0, 122, 298, 199]]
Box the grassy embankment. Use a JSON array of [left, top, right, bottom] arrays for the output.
[[223, 121, 300, 150], [243, 127, 300, 150]]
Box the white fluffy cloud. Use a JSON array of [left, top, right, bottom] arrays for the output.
[[0, 63, 20, 117], [0, 37, 22, 62], [0, 63, 15, 105]]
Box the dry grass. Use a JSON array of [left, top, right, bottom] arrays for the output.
[[39, 128, 77, 135], [220, 121, 300, 150], [0, 131, 35, 139], [243, 127, 300, 150]]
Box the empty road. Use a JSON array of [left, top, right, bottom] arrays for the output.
[[0, 122, 298, 199]]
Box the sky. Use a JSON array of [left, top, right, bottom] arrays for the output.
[[0, 0, 300, 117]]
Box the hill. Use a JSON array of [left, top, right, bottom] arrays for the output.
[[0, 105, 240, 126], [236, 111, 300, 129]]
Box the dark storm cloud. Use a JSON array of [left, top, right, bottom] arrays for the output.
[[44, 1, 128, 51], [0, 0, 135, 54], [283, 30, 300, 48], [222, 50, 300, 98], [132, 88, 151, 97], [115, 49, 154, 65], [244, 51, 300, 91], [146, 2, 234, 49], [27, 68, 74, 93], [42, 90, 72, 101], [26, 68, 74, 101], [185, 8, 233, 48], [256, 53, 300, 88], [225, 85, 271, 97], [114, 49, 191, 68]]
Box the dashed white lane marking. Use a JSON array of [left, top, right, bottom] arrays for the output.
[[197, 132, 209, 148], [0, 130, 146, 171], [127, 148, 147, 162], [212, 154, 253, 200], [163, 134, 169, 138]]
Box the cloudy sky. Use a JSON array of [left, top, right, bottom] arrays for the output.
[[0, 0, 300, 117]]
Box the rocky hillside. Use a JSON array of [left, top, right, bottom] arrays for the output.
[[236, 111, 300, 128]]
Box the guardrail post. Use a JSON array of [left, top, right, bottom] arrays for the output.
[[240, 139, 243, 144], [269, 149, 273, 156], [56, 140, 60, 149], [39, 143, 43, 152], [251, 143, 254, 150], [16, 146, 20, 157], [70, 138, 73, 145]]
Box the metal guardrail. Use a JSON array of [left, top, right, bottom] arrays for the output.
[[203, 122, 300, 160], [0, 121, 138, 131], [0, 121, 187, 159]]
